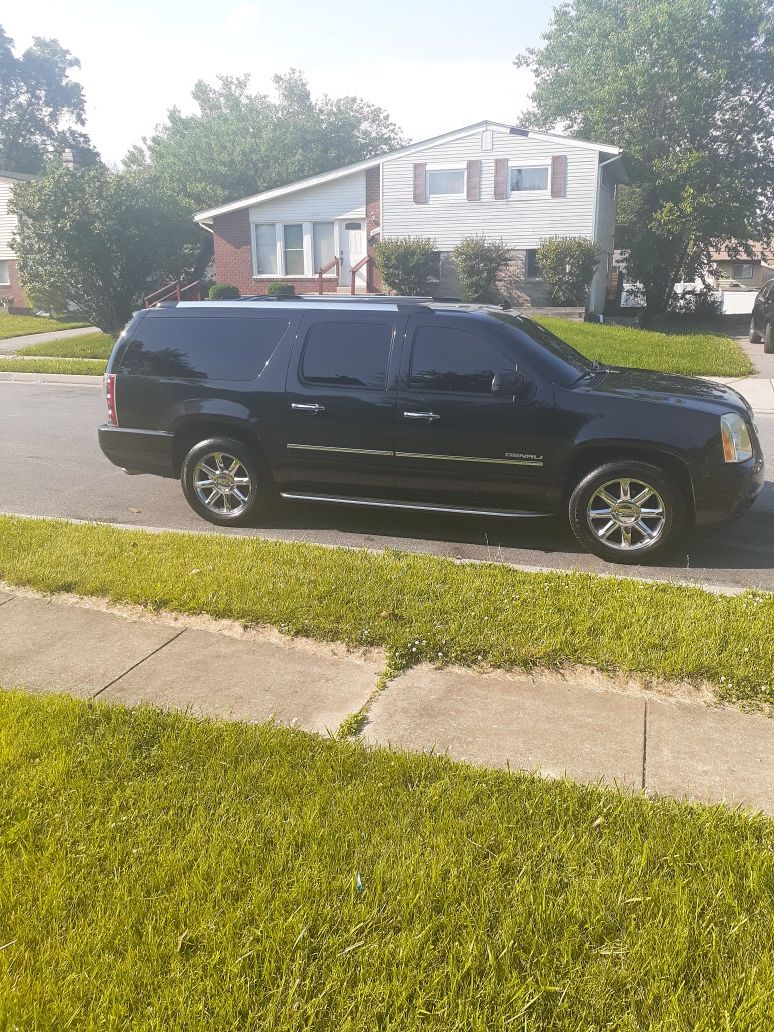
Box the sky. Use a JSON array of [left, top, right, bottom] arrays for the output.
[[3, 0, 556, 166]]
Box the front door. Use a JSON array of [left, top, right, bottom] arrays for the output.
[[395, 317, 555, 509], [283, 312, 404, 496], [339, 220, 367, 289]]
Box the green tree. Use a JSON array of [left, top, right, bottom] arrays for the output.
[[125, 72, 405, 276], [517, 0, 774, 315], [0, 26, 96, 174], [10, 164, 191, 333]]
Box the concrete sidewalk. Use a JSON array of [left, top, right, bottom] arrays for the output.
[[0, 588, 771, 815], [0, 325, 98, 354], [709, 375, 774, 414]]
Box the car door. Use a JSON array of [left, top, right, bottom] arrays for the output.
[[283, 312, 404, 496], [395, 316, 556, 510]]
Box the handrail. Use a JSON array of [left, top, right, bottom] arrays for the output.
[[317, 257, 340, 294], [350, 254, 373, 295], [144, 279, 205, 307]]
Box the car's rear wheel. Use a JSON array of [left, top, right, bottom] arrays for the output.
[[749, 318, 762, 344], [764, 322, 774, 354], [181, 437, 269, 526], [569, 460, 684, 563]]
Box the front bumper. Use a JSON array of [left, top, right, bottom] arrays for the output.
[[98, 425, 176, 478], [693, 453, 765, 529]]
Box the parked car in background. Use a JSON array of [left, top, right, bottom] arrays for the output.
[[98, 298, 763, 564], [750, 280, 774, 353]]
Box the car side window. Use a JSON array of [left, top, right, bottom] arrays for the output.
[[409, 324, 514, 393], [301, 320, 393, 389], [119, 316, 288, 380]]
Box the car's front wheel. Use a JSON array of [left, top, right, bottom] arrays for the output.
[[764, 322, 774, 355], [181, 437, 269, 526], [568, 461, 684, 563]]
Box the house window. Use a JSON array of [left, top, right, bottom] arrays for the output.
[[254, 224, 278, 276], [313, 222, 336, 273], [283, 224, 304, 276], [732, 262, 754, 280], [510, 167, 549, 193], [525, 250, 543, 280], [0, 260, 9, 286], [427, 168, 465, 197]]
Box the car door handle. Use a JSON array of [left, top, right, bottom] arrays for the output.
[[403, 410, 440, 421], [292, 403, 326, 414]]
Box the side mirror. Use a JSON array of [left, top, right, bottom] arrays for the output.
[[491, 369, 530, 397]]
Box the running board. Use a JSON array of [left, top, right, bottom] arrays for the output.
[[280, 492, 550, 519]]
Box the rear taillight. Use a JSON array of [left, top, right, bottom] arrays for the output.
[[104, 372, 118, 426]]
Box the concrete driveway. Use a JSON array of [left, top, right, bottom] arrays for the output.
[[1, 379, 772, 593]]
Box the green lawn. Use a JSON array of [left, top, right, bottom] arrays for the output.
[[16, 330, 114, 358], [0, 516, 771, 709], [0, 356, 105, 375], [0, 313, 88, 340], [0, 690, 770, 1030], [537, 317, 754, 377]]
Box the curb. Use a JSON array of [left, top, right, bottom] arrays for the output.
[[0, 371, 101, 385]]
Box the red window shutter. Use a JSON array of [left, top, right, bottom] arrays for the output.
[[494, 158, 509, 200], [413, 163, 427, 203], [551, 155, 568, 197], [466, 160, 481, 201]]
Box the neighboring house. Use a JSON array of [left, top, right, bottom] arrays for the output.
[[194, 121, 628, 315], [0, 170, 36, 306], [710, 243, 774, 293]]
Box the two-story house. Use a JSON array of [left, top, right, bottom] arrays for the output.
[[194, 120, 628, 315], [0, 170, 35, 307]]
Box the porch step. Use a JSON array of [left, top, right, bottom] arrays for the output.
[[336, 285, 370, 295]]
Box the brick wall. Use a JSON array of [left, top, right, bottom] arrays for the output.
[[365, 166, 383, 292], [0, 259, 30, 308], [211, 210, 338, 295]]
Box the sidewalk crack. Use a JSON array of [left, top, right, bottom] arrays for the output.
[[641, 700, 648, 791], [91, 628, 186, 700]]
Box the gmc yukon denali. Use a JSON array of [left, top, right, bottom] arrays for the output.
[[98, 298, 764, 563]]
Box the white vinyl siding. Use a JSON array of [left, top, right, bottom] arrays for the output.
[[382, 128, 599, 249], [0, 178, 19, 261]]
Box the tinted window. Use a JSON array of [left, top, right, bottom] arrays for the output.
[[491, 313, 593, 375], [119, 316, 288, 380], [409, 325, 513, 393], [301, 321, 393, 389]]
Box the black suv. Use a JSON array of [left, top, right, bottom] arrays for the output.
[[99, 299, 763, 563], [750, 279, 774, 353]]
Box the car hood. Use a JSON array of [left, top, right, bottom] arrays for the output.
[[585, 365, 751, 417]]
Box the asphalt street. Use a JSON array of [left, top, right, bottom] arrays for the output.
[[1, 380, 772, 592]]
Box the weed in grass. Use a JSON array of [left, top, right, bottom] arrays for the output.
[[0, 690, 770, 1030]]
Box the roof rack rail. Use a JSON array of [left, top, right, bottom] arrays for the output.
[[233, 293, 436, 304]]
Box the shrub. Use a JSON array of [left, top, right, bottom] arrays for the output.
[[375, 237, 436, 295], [452, 237, 514, 303], [267, 282, 296, 297], [667, 286, 724, 321], [536, 237, 599, 306], [208, 283, 241, 300]]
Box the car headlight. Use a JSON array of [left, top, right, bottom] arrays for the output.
[[721, 413, 753, 463]]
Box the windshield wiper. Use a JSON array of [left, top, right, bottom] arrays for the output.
[[572, 361, 607, 385]]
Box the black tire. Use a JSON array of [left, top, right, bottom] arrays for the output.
[[749, 319, 762, 344], [764, 323, 774, 355], [568, 460, 684, 564], [181, 437, 271, 527]]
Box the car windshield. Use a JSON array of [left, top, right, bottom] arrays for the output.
[[491, 313, 596, 376]]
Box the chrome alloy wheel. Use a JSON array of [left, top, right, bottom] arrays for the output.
[[193, 451, 254, 516], [586, 477, 666, 552]]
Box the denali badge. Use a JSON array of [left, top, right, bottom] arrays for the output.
[[506, 452, 541, 461]]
